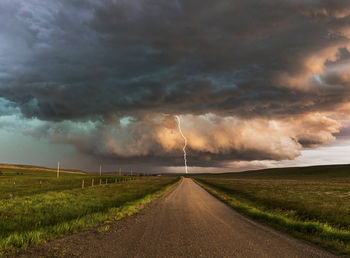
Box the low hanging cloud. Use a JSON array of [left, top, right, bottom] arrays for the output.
[[21, 112, 341, 167], [1, 0, 350, 168]]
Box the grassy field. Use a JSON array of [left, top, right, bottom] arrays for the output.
[[0, 164, 179, 255], [193, 164, 350, 254], [0, 164, 130, 199]]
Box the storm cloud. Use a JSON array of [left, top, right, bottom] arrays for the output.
[[1, 0, 350, 170]]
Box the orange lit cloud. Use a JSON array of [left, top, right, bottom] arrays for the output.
[[1, 0, 350, 170]]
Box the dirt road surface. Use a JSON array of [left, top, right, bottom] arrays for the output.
[[21, 178, 336, 257]]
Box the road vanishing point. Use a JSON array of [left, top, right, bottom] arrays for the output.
[[22, 178, 336, 257]]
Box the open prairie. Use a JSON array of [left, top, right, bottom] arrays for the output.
[[19, 178, 335, 258], [0, 165, 179, 255], [193, 164, 350, 254]]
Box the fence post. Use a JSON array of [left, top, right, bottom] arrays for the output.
[[105, 178, 108, 185], [82, 179, 85, 189], [57, 161, 60, 179], [99, 178, 102, 185], [92, 178, 94, 187]]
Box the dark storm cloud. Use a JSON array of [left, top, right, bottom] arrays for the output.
[[1, 0, 350, 167], [1, 0, 350, 119]]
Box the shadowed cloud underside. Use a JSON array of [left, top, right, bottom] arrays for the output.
[[1, 0, 350, 170]]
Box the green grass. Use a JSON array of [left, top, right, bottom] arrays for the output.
[[193, 164, 350, 254], [0, 165, 134, 199], [0, 165, 179, 255]]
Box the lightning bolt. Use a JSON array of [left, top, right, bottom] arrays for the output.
[[175, 115, 188, 174]]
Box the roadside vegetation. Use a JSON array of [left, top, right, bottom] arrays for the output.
[[0, 165, 179, 255], [193, 164, 350, 254]]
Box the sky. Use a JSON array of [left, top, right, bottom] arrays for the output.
[[1, 0, 350, 173]]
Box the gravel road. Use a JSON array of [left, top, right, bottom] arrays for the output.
[[21, 178, 337, 257]]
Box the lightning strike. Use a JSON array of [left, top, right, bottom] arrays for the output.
[[175, 115, 188, 174]]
